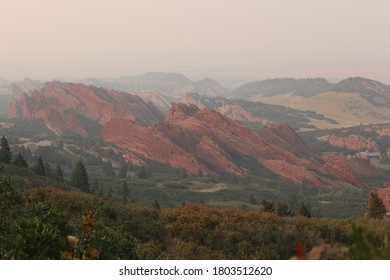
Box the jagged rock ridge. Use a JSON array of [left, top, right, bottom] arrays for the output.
[[8, 82, 164, 136], [103, 103, 385, 187]]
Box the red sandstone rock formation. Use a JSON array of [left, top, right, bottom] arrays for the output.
[[376, 127, 390, 137], [317, 134, 380, 151], [103, 103, 385, 187], [8, 82, 164, 135], [260, 124, 320, 159]]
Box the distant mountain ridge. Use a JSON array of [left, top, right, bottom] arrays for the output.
[[232, 77, 332, 98], [235, 77, 390, 128], [233, 77, 390, 101], [79, 71, 230, 97], [182, 92, 338, 131]]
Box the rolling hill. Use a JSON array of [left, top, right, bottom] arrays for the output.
[[233, 77, 390, 128]]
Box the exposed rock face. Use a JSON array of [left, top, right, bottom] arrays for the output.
[[260, 124, 319, 159], [137, 92, 176, 113], [317, 134, 380, 151], [370, 183, 390, 214], [322, 153, 363, 187], [376, 127, 390, 137], [216, 104, 262, 123], [8, 82, 164, 135], [181, 96, 207, 110], [103, 103, 385, 187]]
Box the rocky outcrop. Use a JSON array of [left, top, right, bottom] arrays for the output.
[[376, 127, 390, 137], [261, 124, 319, 159], [317, 134, 380, 151], [8, 82, 164, 135], [216, 104, 263, 123], [103, 103, 385, 187]]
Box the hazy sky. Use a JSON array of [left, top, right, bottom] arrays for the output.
[[1, 0, 390, 82]]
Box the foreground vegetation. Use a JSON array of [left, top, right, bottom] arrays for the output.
[[1, 171, 389, 260]]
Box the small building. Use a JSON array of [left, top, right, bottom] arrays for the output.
[[356, 151, 381, 159]]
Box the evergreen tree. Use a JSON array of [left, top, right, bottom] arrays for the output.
[[117, 161, 128, 178], [102, 161, 115, 177], [34, 156, 46, 176], [366, 192, 386, 219], [19, 145, 26, 159], [261, 199, 275, 213], [91, 178, 99, 194], [106, 185, 113, 198], [0, 136, 12, 164], [71, 160, 90, 193], [54, 164, 64, 183], [153, 200, 161, 210], [249, 194, 257, 205], [276, 202, 292, 216], [299, 202, 311, 218], [44, 162, 53, 178], [25, 147, 33, 162], [121, 181, 129, 204], [180, 169, 188, 179], [137, 166, 149, 179], [13, 152, 28, 168]]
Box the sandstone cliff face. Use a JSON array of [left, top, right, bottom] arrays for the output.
[[8, 82, 164, 135], [260, 124, 320, 159], [103, 103, 384, 187], [376, 127, 390, 137], [317, 134, 380, 151]]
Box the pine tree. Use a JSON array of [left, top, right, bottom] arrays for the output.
[[44, 162, 53, 178], [54, 164, 64, 183], [71, 160, 90, 193], [249, 194, 257, 205], [261, 199, 274, 213], [299, 202, 311, 218], [102, 161, 115, 177], [153, 200, 161, 210], [276, 202, 292, 216], [366, 192, 386, 219], [25, 147, 33, 162], [13, 152, 28, 168], [0, 136, 12, 164], [180, 169, 188, 179], [91, 178, 99, 194], [121, 181, 129, 204], [117, 162, 127, 178], [106, 185, 113, 198], [34, 156, 46, 176], [137, 166, 149, 179]]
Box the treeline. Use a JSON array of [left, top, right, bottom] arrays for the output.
[[0, 136, 151, 197]]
